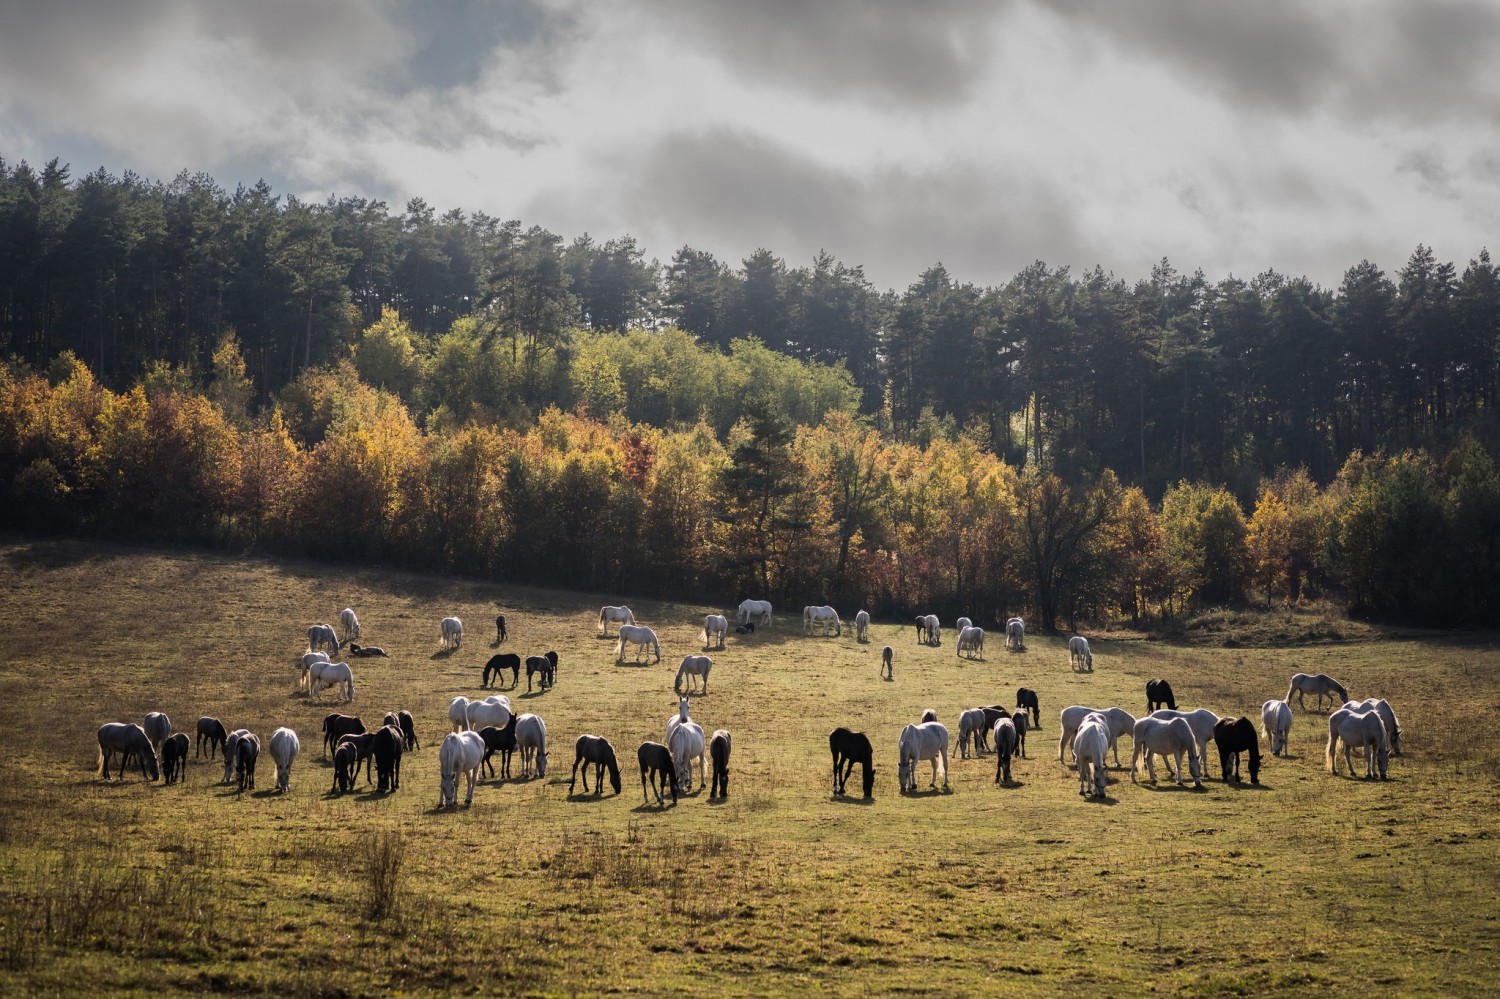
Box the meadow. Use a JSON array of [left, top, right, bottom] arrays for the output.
[[0, 534, 1497, 997]]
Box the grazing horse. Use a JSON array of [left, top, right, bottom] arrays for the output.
[[956, 626, 985, 660], [143, 711, 171, 753], [897, 721, 950, 792], [346, 643, 390, 658], [803, 605, 842, 636], [974, 706, 1010, 752], [1068, 636, 1093, 672], [196, 716, 227, 759], [484, 653, 521, 688], [737, 599, 773, 628], [322, 713, 364, 756], [449, 696, 472, 732], [669, 718, 707, 792], [466, 695, 512, 732], [439, 616, 464, 651], [709, 729, 731, 798], [1057, 706, 1137, 768], [1146, 679, 1177, 712], [1213, 717, 1262, 784], [221, 730, 249, 784], [674, 655, 713, 695], [297, 651, 330, 692], [956, 616, 972, 633], [855, 610, 871, 643], [915, 614, 941, 646], [332, 742, 359, 793], [1261, 699, 1293, 757], [597, 605, 636, 637], [569, 735, 622, 795], [1005, 617, 1025, 651], [1015, 688, 1040, 728], [97, 723, 159, 781], [1327, 707, 1390, 779], [614, 625, 661, 664], [1285, 672, 1348, 713], [638, 742, 678, 806], [438, 731, 486, 807], [526, 652, 557, 692], [394, 709, 418, 752], [992, 716, 1018, 784], [337, 732, 378, 785], [830, 728, 876, 798], [234, 731, 261, 791], [372, 725, 403, 792], [479, 716, 518, 779], [495, 614, 507, 644], [1149, 708, 1223, 777], [1131, 716, 1203, 787], [881, 645, 894, 680], [957, 708, 989, 758], [701, 614, 728, 650], [309, 661, 354, 702], [269, 727, 300, 793], [161, 733, 190, 784], [339, 607, 360, 644], [1342, 697, 1403, 756], [515, 713, 548, 779], [1012, 711, 1030, 758], [308, 623, 339, 654], [1074, 717, 1110, 798]]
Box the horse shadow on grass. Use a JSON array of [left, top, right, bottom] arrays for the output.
[[613, 660, 658, 669], [353, 788, 399, 802], [631, 801, 678, 812], [828, 795, 876, 806], [1220, 780, 1273, 791], [900, 786, 953, 798], [1133, 781, 1207, 794], [430, 648, 457, 661]]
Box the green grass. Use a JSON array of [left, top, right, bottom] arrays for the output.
[[0, 535, 1497, 996]]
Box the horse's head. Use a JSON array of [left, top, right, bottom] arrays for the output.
[[862, 763, 876, 798]]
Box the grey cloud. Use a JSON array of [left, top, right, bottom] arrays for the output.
[[1396, 149, 1458, 200]]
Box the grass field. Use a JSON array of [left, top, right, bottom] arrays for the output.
[[1, 534, 1498, 997]]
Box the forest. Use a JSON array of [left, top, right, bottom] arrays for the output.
[[1, 156, 1498, 628]]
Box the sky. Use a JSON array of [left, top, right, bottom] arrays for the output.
[[2, 0, 1498, 293]]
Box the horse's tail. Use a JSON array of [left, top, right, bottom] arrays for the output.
[[613, 635, 624, 659], [347, 671, 356, 701], [597, 607, 606, 633], [97, 742, 106, 776], [1284, 681, 1297, 707], [1325, 725, 1338, 773]]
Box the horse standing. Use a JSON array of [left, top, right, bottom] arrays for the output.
[[638, 742, 678, 806], [1012, 711, 1030, 758], [479, 716, 518, 779], [803, 605, 841, 636], [372, 725, 403, 792], [674, 655, 713, 695], [308, 623, 339, 654], [161, 733, 190, 784], [1005, 617, 1025, 651], [1068, 636, 1093, 672], [737, 599, 772, 628], [1146, 679, 1177, 712], [143, 711, 171, 753], [1149, 708, 1223, 777], [196, 716, 227, 759], [339, 607, 360, 644], [897, 721, 950, 792], [1015, 688, 1040, 728], [484, 653, 521, 689], [525, 652, 557, 692], [1057, 705, 1137, 768], [709, 730, 731, 798], [830, 728, 875, 798], [956, 626, 985, 660], [569, 735, 622, 795], [438, 731, 485, 807], [297, 651, 330, 692], [669, 718, 706, 792], [1341, 697, 1402, 755], [957, 708, 989, 759], [234, 731, 261, 791], [915, 614, 941, 646], [1285, 672, 1348, 713], [1261, 699, 1293, 757], [97, 723, 159, 781], [701, 614, 728, 650], [395, 709, 419, 751], [515, 713, 548, 779], [309, 661, 355, 702], [332, 742, 359, 793], [440, 616, 464, 651], [614, 625, 661, 664], [855, 610, 870, 643], [1326, 707, 1389, 779], [269, 727, 300, 793], [992, 716, 1018, 784], [466, 695, 512, 732], [494, 614, 507, 644], [221, 730, 250, 784], [881, 645, 894, 681], [1073, 717, 1110, 798], [1131, 716, 1202, 787], [597, 605, 636, 637], [1213, 717, 1261, 784], [322, 713, 364, 756]]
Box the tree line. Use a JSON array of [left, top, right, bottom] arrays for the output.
[[2, 157, 1498, 499], [3, 346, 1496, 628]]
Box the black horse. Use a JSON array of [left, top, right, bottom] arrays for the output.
[[483, 653, 521, 689], [1146, 679, 1178, 712], [638, 741, 678, 806], [347, 643, 390, 658], [829, 727, 875, 798], [1015, 688, 1041, 728], [396, 709, 418, 751], [1012, 710, 1030, 758], [479, 716, 518, 779], [734, 622, 756, 635], [495, 614, 508, 644], [196, 716, 227, 759], [992, 717, 1017, 784], [1213, 717, 1262, 784], [526, 651, 557, 692], [337, 732, 379, 784], [372, 725, 403, 792], [322, 713, 365, 757], [977, 705, 1010, 752], [569, 734, 622, 795], [235, 733, 260, 792], [332, 742, 358, 793], [161, 733, 190, 784], [709, 730, 731, 798]]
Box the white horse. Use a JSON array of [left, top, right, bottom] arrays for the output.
[[918, 614, 941, 646], [1148, 708, 1221, 776], [1261, 699, 1293, 757], [466, 695, 512, 731], [440, 616, 464, 650], [666, 695, 692, 748], [1006, 617, 1025, 651], [956, 626, 985, 660], [1341, 697, 1402, 755], [298, 650, 330, 692], [615, 624, 661, 663], [1074, 717, 1110, 798], [956, 616, 972, 632], [515, 713, 548, 779], [143, 711, 171, 752], [308, 661, 354, 702], [1057, 705, 1137, 767], [737, 599, 772, 627], [268, 727, 300, 793], [803, 605, 842, 636], [438, 731, 486, 807], [855, 610, 870, 643], [1068, 635, 1093, 671], [308, 623, 339, 654], [1131, 716, 1203, 787], [957, 708, 989, 759], [1285, 672, 1348, 713], [674, 655, 712, 695], [339, 607, 360, 643], [1327, 707, 1389, 779], [449, 696, 472, 732], [221, 729, 251, 784], [669, 718, 706, 791], [700, 614, 728, 650], [897, 721, 950, 791], [598, 605, 636, 637]]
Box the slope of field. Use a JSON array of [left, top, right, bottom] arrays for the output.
[[0, 535, 1497, 996]]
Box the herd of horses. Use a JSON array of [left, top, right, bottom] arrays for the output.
[[94, 599, 1401, 814]]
